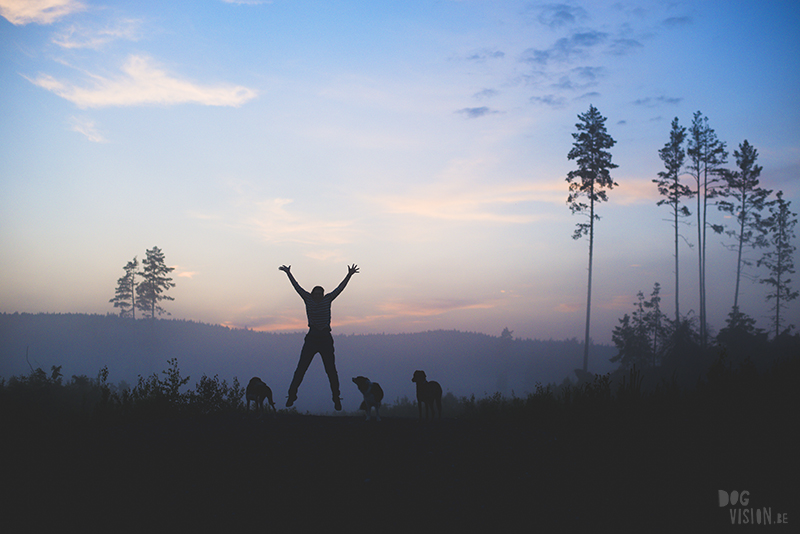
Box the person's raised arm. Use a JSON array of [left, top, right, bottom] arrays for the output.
[[327, 264, 359, 300], [279, 265, 308, 297]]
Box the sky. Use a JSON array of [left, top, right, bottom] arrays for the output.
[[1, 0, 799, 349]]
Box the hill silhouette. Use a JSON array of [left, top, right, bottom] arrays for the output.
[[0, 312, 616, 413]]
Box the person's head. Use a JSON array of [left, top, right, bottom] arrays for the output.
[[311, 286, 324, 302]]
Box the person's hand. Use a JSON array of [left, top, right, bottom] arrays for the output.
[[279, 265, 291, 273], [348, 264, 359, 276]]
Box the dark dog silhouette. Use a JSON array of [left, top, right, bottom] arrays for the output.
[[352, 376, 384, 421], [412, 370, 442, 421], [246, 377, 276, 415]]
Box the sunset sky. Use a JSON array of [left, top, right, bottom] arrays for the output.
[[2, 0, 798, 350]]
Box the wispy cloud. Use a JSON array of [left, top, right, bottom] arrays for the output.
[[221, 0, 272, 5], [25, 55, 258, 108], [379, 298, 497, 318], [245, 198, 358, 247], [633, 95, 683, 107], [0, 0, 85, 25], [530, 94, 566, 108], [613, 178, 662, 205], [608, 38, 643, 56], [455, 106, 499, 119], [69, 116, 107, 143], [52, 18, 142, 49], [522, 30, 609, 65], [533, 4, 588, 29], [663, 16, 692, 27], [465, 48, 505, 62], [473, 88, 498, 100], [367, 179, 564, 224]]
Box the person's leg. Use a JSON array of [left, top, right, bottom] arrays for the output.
[[286, 336, 317, 406], [319, 334, 341, 409]]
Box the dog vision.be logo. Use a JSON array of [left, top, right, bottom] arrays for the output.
[[719, 490, 789, 526]]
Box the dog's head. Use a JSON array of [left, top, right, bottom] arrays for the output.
[[352, 376, 371, 393], [412, 370, 427, 383]]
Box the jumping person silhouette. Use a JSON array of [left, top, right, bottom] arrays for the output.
[[279, 264, 359, 410]]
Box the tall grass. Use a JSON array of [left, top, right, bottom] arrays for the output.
[[2, 351, 797, 426]]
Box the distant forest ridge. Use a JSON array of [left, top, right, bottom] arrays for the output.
[[0, 312, 616, 413]]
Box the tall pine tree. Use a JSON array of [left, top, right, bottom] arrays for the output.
[[718, 140, 771, 312], [686, 112, 727, 349], [654, 117, 692, 322], [136, 246, 176, 319], [758, 191, 798, 337], [566, 105, 618, 373]]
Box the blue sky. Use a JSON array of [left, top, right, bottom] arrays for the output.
[[1, 0, 798, 353]]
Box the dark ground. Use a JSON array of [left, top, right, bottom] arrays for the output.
[[2, 399, 794, 533]]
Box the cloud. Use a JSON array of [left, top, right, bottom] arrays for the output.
[[0, 0, 84, 25], [465, 48, 505, 62], [24, 55, 258, 108], [552, 71, 598, 90], [534, 4, 588, 29], [473, 88, 499, 99], [52, 19, 142, 49], [663, 16, 692, 27], [379, 298, 497, 318], [613, 178, 662, 205], [69, 116, 107, 143], [522, 31, 609, 65], [530, 94, 566, 108], [608, 38, 643, 56], [633, 95, 683, 107], [221, 0, 272, 4], [245, 198, 357, 247], [367, 179, 564, 224], [455, 106, 498, 119], [572, 66, 604, 81]]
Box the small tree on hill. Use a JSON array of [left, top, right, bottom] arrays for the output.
[[110, 257, 139, 318], [136, 246, 176, 319]]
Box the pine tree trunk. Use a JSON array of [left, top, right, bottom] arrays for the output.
[[775, 225, 783, 338], [734, 201, 746, 310], [583, 188, 594, 373], [702, 170, 708, 350], [697, 176, 704, 348], [674, 197, 680, 322]]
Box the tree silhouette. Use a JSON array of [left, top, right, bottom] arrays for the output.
[[110, 257, 139, 318], [718, 140, 771, 312], [758, 191, 798, 337], [610, 283, 667, 370], [686, 112, 727, 349], [566, 105, 618, 373], [136, 246, 176, 319], [654, 118, 693, 322]]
